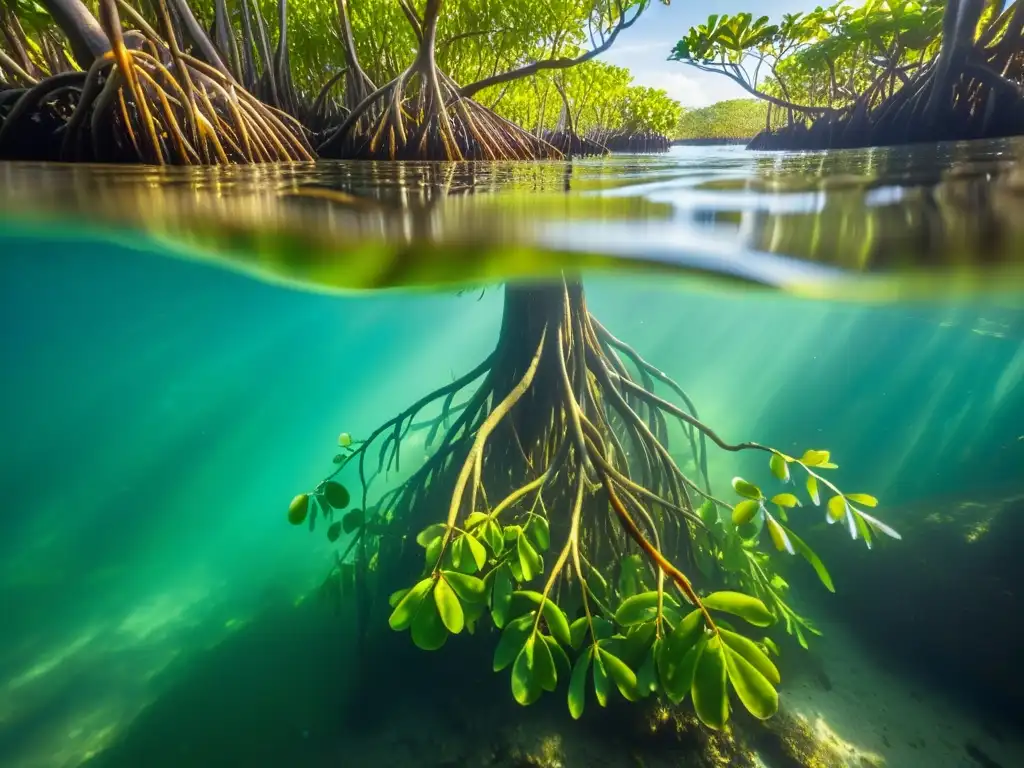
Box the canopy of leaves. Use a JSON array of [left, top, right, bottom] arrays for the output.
[[674, 99, 781, 140]]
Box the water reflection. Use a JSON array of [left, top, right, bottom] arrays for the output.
[[1, 140, 1024, 297]]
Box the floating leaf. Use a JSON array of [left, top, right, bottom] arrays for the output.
[[692, 634, 729, 729], [781, 525, 835, 592], [703, 591, 774, 627], [442, 571, 486, 603], [769, 452, 790, 481], [731, 477, 762, 499], [464, 533, 487, 572], [323, 481, 350, 509], [342, 508, 364, 534], [847, 493, 878, 508], [568, 648, 592, 719], [800, 450, 830, 467], [517, 534, 543, 582], [526, 516, 550, 551], [491, 565, 514, 628], [771, 493, 800, 508], [599, 648, 639, 701], [435, 576, 464, 634], [416, 524, 447, 547], [615, 590, 679, 626], [806, 475, 821, 506], [765, 514, 795, 554], [494, 614, 533, 672], [827, 495, 848, 523], [719, 628, 780, 685], [731, 499, 761, 526], [388, 578, 433, 631], [410, 592, 448, 650], [287, 494, 309, 525], [327, 521, 342, 542], [724, 643, 778, 719]]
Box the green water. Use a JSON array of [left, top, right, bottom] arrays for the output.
[[1, 144, 1023, 768]]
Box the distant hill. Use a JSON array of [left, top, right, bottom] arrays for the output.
[[674, 99, 771, 142]]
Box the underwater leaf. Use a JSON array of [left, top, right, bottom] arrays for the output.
[[517, 534, 543, 582], [435, 576, 465, 634], [509, 591, 571, 647], [763, 637, 780, 656], [703, 592, 774, 627], [800, 449, 830, 467], [846, 493, 878, 508], [526, 516, 550, 552], [731, 477, 763, 499], [806, 476, 821, 506], [769, 452, 790, 482], [570, 617, 588, 649], [854, 512, 874, 550], [483, 520, 504, 554], [287, 494, 309, 526], [731, 499, 761, 526], [587, 568, 610, 602], [599, 648, 639, 702], [568, 648, 592, 719], [323, 481, 350, 509], [388, 588, 409, 608], [698, 499, 719, 526], [465, 511, 489, 530], [857, 510, 902, 540], [342, 509, 364, 534], [827, 495, 848, 523], [425, 536, 443, 570], [765, 514, 795, 555], [591, 616, 616, 641], [618, 554, 646, 597], [389, 578, 433, 631], [719, 628, 780, 685], [442, 570, 487, 603], [464, 533, 487, 572], [658, 609, 705, 703], [411, 592, 448, 651], [491, 564, 514, 628], [511, 635, 542, 706], [534, 633, 558, 693], [771, 493, 800, 508], [503, 524, 523, 542], [464, 599, 487, 634], [593, 649, 611, 707], [327, 521, 342, 542], [780, 525, 835, 592], [636, 642, 659, 697], [416, 523, 447, 547], [494, 614, 533, 672], [724, 644, 779, 719], [691, 634, 729, 729], [543, 634, 571, 680], [615, 590, 679, 626]]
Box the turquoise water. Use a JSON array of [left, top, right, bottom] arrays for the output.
[[2, 145, 1024, 768]]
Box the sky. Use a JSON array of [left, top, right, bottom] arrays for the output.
[[599, 0, 813, 108]]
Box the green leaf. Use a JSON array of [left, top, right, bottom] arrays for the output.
[[724, 644, 779, 719], [341, 509, 364, 534], [568, 648, 592, 719], [692, 634, 729, 729], [658, 609, 706, 703], [526, 516, 550, 551], [410, 592, 448, 651], [287, 494, 309, 526], [719, 628, 780, 685], [847, 493, 878, 508], [769, 453, 790, 482], [731, 499, 761, 526], [599, 648, 639, 701], [490, 565, 514, 628], [617, 554, 646, 597], [636, 642, 659, 698], [543, 634, 571, 680], [782, 525, 835, 592], [770, 493, 800, 508], [323, 481, 350, 509], [586, 568, 610, 602], [509, 591, 571, 647], [424, 536, 443, 569], [517, 533, 542, 582], [388, 578, 433, 631], [800, 449, 830, 467], [615, 590, 679, 626], [806, 475, 821, 506], [442, 570, 487, 603], [593, 649, 610, 707], [416, 523, 447, 547], [763, 637, 780, 656], [388, 588, 409, 608], [534, 633, 558, 692], [569, 616, 588, 650], [327, 521, 342, 542], [731, 477, 762, 499], [511, 635, 542, 705], [698, 499, 718, 526], [703, 591, 774, 627], [482, 520, 504, 554], [435, 575, 465, 634], [465, 511, 489, 530], [464, 533, 487, 572], [827, 495, 848, 522], [494, 614, 533, 672], [765, 514, 795, 554]]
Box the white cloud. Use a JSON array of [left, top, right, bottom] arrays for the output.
[[627, 69, 746, 108]]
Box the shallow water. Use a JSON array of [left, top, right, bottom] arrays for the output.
[[1, 144, 1023, 768]]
